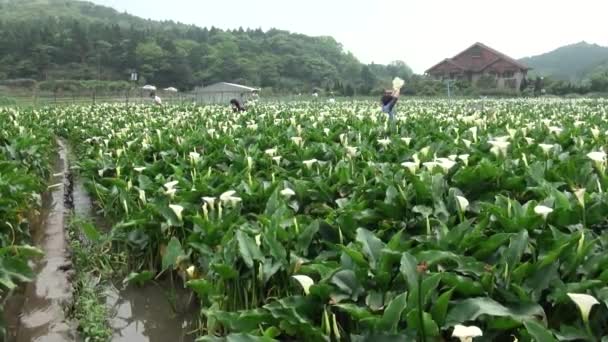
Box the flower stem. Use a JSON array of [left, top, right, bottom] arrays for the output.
[[418, 275, 427, 342]]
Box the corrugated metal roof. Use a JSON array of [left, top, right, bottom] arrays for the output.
[[198, 82, 260, 92]]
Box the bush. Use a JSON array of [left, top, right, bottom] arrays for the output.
[[0, 96, 17, 106], [477, 88, 520, 97], [38, 80, 133, 93], [0, 78, 37, 89]]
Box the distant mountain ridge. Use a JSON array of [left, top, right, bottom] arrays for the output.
[[519, 41, 608, 82]]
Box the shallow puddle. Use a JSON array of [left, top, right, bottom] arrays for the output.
[[106, 281, 198, 342]]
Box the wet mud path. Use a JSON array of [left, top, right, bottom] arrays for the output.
[[13, 138, 76, 342]]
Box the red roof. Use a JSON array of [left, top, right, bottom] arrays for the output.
[[426, 42, 529, 74]]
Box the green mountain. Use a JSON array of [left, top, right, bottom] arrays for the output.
[[0, 0, 412, 93], [519, 41, 608, 82]]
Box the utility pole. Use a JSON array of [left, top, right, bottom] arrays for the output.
[[445, 79, 456, 108]]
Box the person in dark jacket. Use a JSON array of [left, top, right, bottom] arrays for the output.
[[381, 88, 400, 121], [230, 99, 246, 112]]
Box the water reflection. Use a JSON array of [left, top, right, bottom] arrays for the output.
[[106, 282, 197, 342]]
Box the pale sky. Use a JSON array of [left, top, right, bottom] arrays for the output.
[[91, 0, 608, 73]]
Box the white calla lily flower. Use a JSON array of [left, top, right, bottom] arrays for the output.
[[587, 151, 606, 163], [291, 136, 303, 147], [265, 148, 278, 157], [169, 204, 184, 221], [452, 324, 483, 342], [345, 146, 358, 158], [280, 188, 296, 198], [189, 151, 201, 162], [458, 154, 470, 166], [534, 205, 553, 219], [568, 293, 599, 323], [164, 180, 179, 190], [401, 162, 418, 173], [303, 159, 318, 169], [456, 195, 469, 212], [436, 158, 457, 173], [538, 143, 554, 155], [377, 138, 391, 147], [574, 188, 586, 208], [292, 275, 314, 295], [202, 197, 216, 208], [220, 191, 242, 206]]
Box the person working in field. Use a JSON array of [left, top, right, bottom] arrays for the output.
[[150, 92, 162, 106], [381, 89, 400, 121], [381, 77, 404, 121], [230, 99, 246, 112]]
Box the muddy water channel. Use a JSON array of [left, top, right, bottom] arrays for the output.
[[11, 139, 75, 342], [7, 139, 198, 342]]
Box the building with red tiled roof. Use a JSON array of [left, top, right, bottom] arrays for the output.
[[426, 43, 530, 92]]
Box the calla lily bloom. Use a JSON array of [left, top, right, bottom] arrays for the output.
[[567, 293, 599, 323], [534, 205, 553, 219], [452, 324, 483, 342], [456, 195, 469, 212], [169, 204, 184, 221], [280, 188, 296, 198], [292, 275, 314, 295]]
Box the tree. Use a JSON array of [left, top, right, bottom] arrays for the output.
[[386, 60, 413, 80], [590, 72, 608, 92], [0, 2, 418, 92], [360, 66, 376, 95]]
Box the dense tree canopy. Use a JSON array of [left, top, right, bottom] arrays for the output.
[[0, 0, 412, 94]]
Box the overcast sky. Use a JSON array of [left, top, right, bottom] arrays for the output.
[[91, 0, 608, 73]]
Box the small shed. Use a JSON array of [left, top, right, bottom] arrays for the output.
[[194, 82, 260, 104]]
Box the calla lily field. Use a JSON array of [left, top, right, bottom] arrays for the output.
[[3, 98, 608, 341]]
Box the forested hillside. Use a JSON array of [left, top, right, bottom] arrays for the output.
[[0, 0, 412, 93], [519, 41, 608, 82]]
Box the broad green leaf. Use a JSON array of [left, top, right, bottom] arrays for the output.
[[263, 232, 287, 262], [504, 230, 529, 281], [212, 263, 238, 280], [400, 252, 419, 291], [81, 221, 102, 242], [446, 297, 545, 325], [187, 278, 214, 298], [524, 320, 558, 342], [236, 230, 263, 268], [377, 292, 408, 332], [123, 271, 154, 287], [405, 310, 440, 337], [407, 273, 442, 315], [473, 233, 513, 259], [386, 229, 405, 251], [6, 245, 43, 258], [350, 333, 414, 342], [296, 220, 319, 255], [431, 288, 454, 327], [356, 228, 385, 270], [365, 291, 384, 311], [0, 257, 34, 290], [161, 237, 185, 271], [330, 269, 363, 300], [334, 303, 374, 320]]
